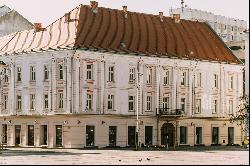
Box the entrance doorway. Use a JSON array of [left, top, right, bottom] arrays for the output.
[[161, 123, 175, 147], [2, 124, 7, 144], [56, 125, 62, 147], [228, 127, 234, 145], [196, 127, 202, 145], [128, 126, 136, 146], [40, 125, 47, 145], [15, 125, 21, 145], [86, 125, 95, 146], [109, 126, 117, 146], [212, 127, 219, 145], [28, 125, 34, 146]]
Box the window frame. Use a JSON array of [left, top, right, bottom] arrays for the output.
[[146, 95, 152, 112], [108, 66, 114, 82], [44, 65, 49, 81], [30, 66, 36, 81], [128, 95, 135, 112], [86, 93, 93, 110], [86, 64, 93, 80], [107, 94, 114, 110]]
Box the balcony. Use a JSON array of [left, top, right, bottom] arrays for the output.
[[156, 108, 184, 116]]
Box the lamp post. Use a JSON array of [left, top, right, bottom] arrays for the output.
[[136, 58, 143, 151]]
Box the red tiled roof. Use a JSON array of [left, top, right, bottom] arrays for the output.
[[75, 5, 241, 64], [0, 4, 241, 64]]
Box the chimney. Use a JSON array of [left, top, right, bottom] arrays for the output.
[[34, 23, 45, 32], [90, 1, 98, 13], [65, 13, 70, 23], [122, 6, 128, 18], [173, 14, 181, 23], [159, 12, 164, 22]]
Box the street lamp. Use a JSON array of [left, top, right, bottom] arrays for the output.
[[136, 58, 143, 150]]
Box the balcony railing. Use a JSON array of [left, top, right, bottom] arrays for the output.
[[156, 108, 184, 116]]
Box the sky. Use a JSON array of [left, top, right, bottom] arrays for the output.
[[0, 0, 249, 27]]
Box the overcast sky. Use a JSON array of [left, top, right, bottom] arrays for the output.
[[1, 0, 249, 27]]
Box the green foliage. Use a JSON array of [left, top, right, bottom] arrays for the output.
[[230, 95, 249, 126]]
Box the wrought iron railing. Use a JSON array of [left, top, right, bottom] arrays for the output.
[[156, 108, 183, 116]]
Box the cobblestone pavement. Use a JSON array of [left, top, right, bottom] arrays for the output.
[[0, 148, 249, 165]]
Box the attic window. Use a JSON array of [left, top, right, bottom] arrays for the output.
[[229, 46, 242, 50], [120, 42, 126, 48]]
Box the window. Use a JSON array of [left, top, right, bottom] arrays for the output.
[[17, 95, 22, 110], [30, 66, 36, 81], [86, 93, 93, 110], [44, 65, 49, 81], [229, 75, 234, 89], [146, 68, 152, 84], [108, 66, 114, 82], [3, 68, 8, 83], [43, 94, 49, 110], [214, 74, 218, 88], [3, 95, 8, 110], [212, 100, 218, 114], [163, 69, 170, 85], [128, 96, 135, 112], [196, 73, 202, 87], [129, 67, 136, 83], [162, 97, 170, 109], [59, 64, 63, 80], [58, 92, 64, 109], [224, 25, 227, 30], [86, 64, 93, 80], [30, 94, 35, 110], [180, 71, 187, 86], [17, 67, 22, 82], [107, 94, 114, 110], [229, 100, 233, 114], [146, 95, 152, 111], [231, 35, 234, 41], [195, 99, 201, 114], [181, 98, 185, 112], [180, 126, 187, 144]]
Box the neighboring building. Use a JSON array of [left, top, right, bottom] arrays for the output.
[[0, 2, 244, 148], [0, 5, 33, 37], [169, 7, 247, 43]]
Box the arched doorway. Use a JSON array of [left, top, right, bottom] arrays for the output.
[[161, 123, 175, 147]]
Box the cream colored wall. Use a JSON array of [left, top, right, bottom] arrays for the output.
[[0, 115, 243, 148]]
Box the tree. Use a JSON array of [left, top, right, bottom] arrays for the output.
[[230, 95, 249, 125], [230, 95, 249, 145]]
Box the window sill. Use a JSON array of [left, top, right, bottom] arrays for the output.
[[107, 109, 116, 111]]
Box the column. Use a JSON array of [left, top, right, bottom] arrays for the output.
[[66, 57, 72, 113], [188, 68, 194, 116], [51, 57, 56, 113], [73, 57, 80, 113], [220, 65, 225, 116]]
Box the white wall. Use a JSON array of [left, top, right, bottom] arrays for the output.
[[0, 50, 244, 119]]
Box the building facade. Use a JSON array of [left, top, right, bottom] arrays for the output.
[[0, 3, 244, 148], [0, 5, 33, 37]]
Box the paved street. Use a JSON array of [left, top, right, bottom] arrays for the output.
[[0, 148, 249, 165]]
